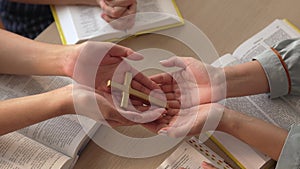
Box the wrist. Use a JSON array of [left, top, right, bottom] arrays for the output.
[[224, 61, 269, 98], [216, 108, 240, 134], [60, 44, 82, 78], [47, 85, 74, 116], [224, 65, 243, 98], [28, 43, 78, 77]]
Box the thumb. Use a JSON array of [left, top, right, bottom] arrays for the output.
[[126, 52, 144, 61], [109, 44, 143, 60], [160, 56, 187, 68]]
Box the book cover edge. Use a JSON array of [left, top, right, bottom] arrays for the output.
[[134, 0, 184, 36], [209, 135, 246, 169], [283, 18, 300, 34], [50, 5, 67, 45]]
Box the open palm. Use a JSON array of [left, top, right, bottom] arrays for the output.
[[151, 57, 226, 109]]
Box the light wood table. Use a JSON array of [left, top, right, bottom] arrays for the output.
[[35, 0, 300, 168]]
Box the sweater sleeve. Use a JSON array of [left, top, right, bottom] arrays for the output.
[[275, 124, 300, 169], [253, 38, 300, 98]]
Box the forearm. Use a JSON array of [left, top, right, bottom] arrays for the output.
[[225, 61, 269, 98], [0, 86, 71, 135], [0, 29, 76, 76], [218, 108, 288, 160], [9, 0, 97, 5]]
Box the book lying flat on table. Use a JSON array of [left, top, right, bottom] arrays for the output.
[[51, 0, 184, 45], [157, 137, 233, 169], [0, 75, 99, 169], [158, 19, 300, 169]]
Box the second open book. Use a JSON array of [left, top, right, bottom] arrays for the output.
[[51, 0, 184, 44], [158, 19, 300, 169]]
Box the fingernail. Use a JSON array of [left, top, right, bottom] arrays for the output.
[[159, 60, 167, 64], [202, 161, 209, 166], [158, 129, 168, 136], [202, 161, 213, 167]]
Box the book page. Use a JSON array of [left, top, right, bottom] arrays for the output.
[[17, 115, 97, 158], [157, 142, 211, 169], [232, 19, 300, 62], [69, 6, 126, 39], [0, 132, 72, 169], [157, 138, 232, 169], [127, 0, 183, 35], [0, 75, 72, 97], [55, 5, 126, 44], [211, 132, 272, 169]]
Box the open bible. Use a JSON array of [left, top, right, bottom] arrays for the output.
[[157, 137, 233, 169], [0, 75, 99, 169], [51, 0, 184, 45]]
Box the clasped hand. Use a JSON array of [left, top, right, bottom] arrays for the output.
[[98, 0, 137, 29]]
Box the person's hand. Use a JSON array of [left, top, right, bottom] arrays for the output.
[[98, 0, 137, 29], [179, 161, 219, 169], [65, 41, 158, 97], [60, 84, 165, 127], [201, 161, 219, 169], [150, 57, 226, 109], [63, 42, 165, 124], [143, 103, 224, 138]]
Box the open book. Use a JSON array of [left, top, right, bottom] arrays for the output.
[[209, 19, 300, 169], [0, 75, 99, 169], [51, 0, 184, 45], [157, 137, 233, 169]]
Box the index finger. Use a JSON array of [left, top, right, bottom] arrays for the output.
[[102, 46, 143, 65]]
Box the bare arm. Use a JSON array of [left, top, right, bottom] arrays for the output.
[[225, 61, 270, 98], [218, 108, 288, 160], [0, 86, 70, 135], [0, 29, 152, 135], [0, 29, 76, 76]]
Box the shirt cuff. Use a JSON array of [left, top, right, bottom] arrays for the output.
[[275, 124, 300, 169], [253, 49, 289, 98]]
